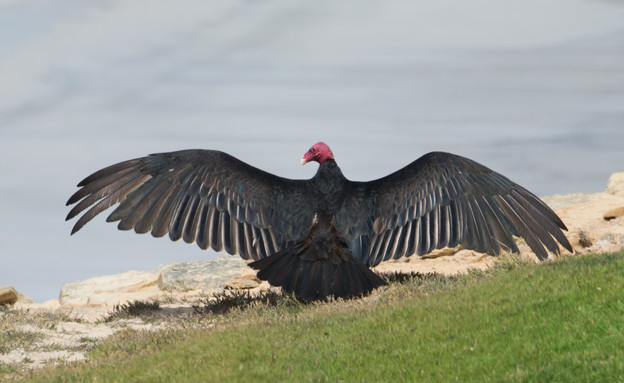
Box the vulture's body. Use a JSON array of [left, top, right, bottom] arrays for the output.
[[66, 142, 572, 300]]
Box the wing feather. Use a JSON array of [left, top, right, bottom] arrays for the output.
[[182, 195, 202, 244], [66, 150, 315, 260], [68, 174, 152, 235], [418, 212, 430, 256], [196, 204, 211, 250], [381, 226, 400, 263], [406, 219, 418, 256], [169, 193, 192, 242], [335, 152, 571, 266], [221, 212, 234, 254], [480, 195, 519, 253], [466, 195, 495, 254], [151, 182, 185, 238], [235, 221, 248, 259], [135, 181, 179, 234]]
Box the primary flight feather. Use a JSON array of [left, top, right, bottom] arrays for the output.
[[66, 142, 572, 300]]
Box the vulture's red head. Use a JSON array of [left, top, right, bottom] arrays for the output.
[[301, 142, 334, 165]]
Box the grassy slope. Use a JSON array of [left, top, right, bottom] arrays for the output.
[[28, 252, 624, 382]]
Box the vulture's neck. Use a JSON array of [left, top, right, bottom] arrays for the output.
[[312, 159, 347, 193], [317, 159, 342, 176]]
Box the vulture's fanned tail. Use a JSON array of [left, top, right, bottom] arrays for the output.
[[249, 241, 386, 300]]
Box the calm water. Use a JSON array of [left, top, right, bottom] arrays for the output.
[[1, 0, 623, 302]]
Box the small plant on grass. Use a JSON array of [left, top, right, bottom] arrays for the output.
[[104, 300, 161, 322], [0, 330, 44, 354], [195, 289, 300, 315]]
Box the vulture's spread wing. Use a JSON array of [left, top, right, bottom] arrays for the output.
[[335, 152, 572, 267], [66, 150, 315, 260]]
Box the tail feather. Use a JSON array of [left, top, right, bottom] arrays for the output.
[[321, 262, 333, 297], [333, 262, 349, 298], [304, 262, 321, 298], [276, 253, 299, 292], [250, 241, 386, 300]]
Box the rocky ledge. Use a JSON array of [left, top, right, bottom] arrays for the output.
[[4, 170, 624, 320]]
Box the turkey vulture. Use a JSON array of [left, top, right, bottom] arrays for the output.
[[66, 142, 572, 300]]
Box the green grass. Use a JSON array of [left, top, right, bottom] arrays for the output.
[[22, 252, 624, 382]]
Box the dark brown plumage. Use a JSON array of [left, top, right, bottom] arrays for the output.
[[66, 142, 572, 300]]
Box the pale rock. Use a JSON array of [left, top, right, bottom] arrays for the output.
[[224, 274, 262, 290], [0, 348, 85, 368], [421, 245, 463, 258], [0, 286, 18, 305], [16, 290, 34, 304], [14, 298, 61, 312], [0, 349, 27, 364], [541, 192, 614, 210], [604, 206, 624, 221], [57, 255, 251, 308], [547, 191, 624, 255], [606, 170, 624, 197], [157, 256, 250, 292], [59, 269, 161, 306], [0, 286, 32, 305], [374, 249, 493, 275]]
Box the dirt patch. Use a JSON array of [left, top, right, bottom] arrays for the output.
[[0, 308, 175, 372]]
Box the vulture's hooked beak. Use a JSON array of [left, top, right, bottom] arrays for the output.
[[301, 152, 313, 166]]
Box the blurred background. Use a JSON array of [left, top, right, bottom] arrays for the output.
[[1, 0, 623, 302]]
